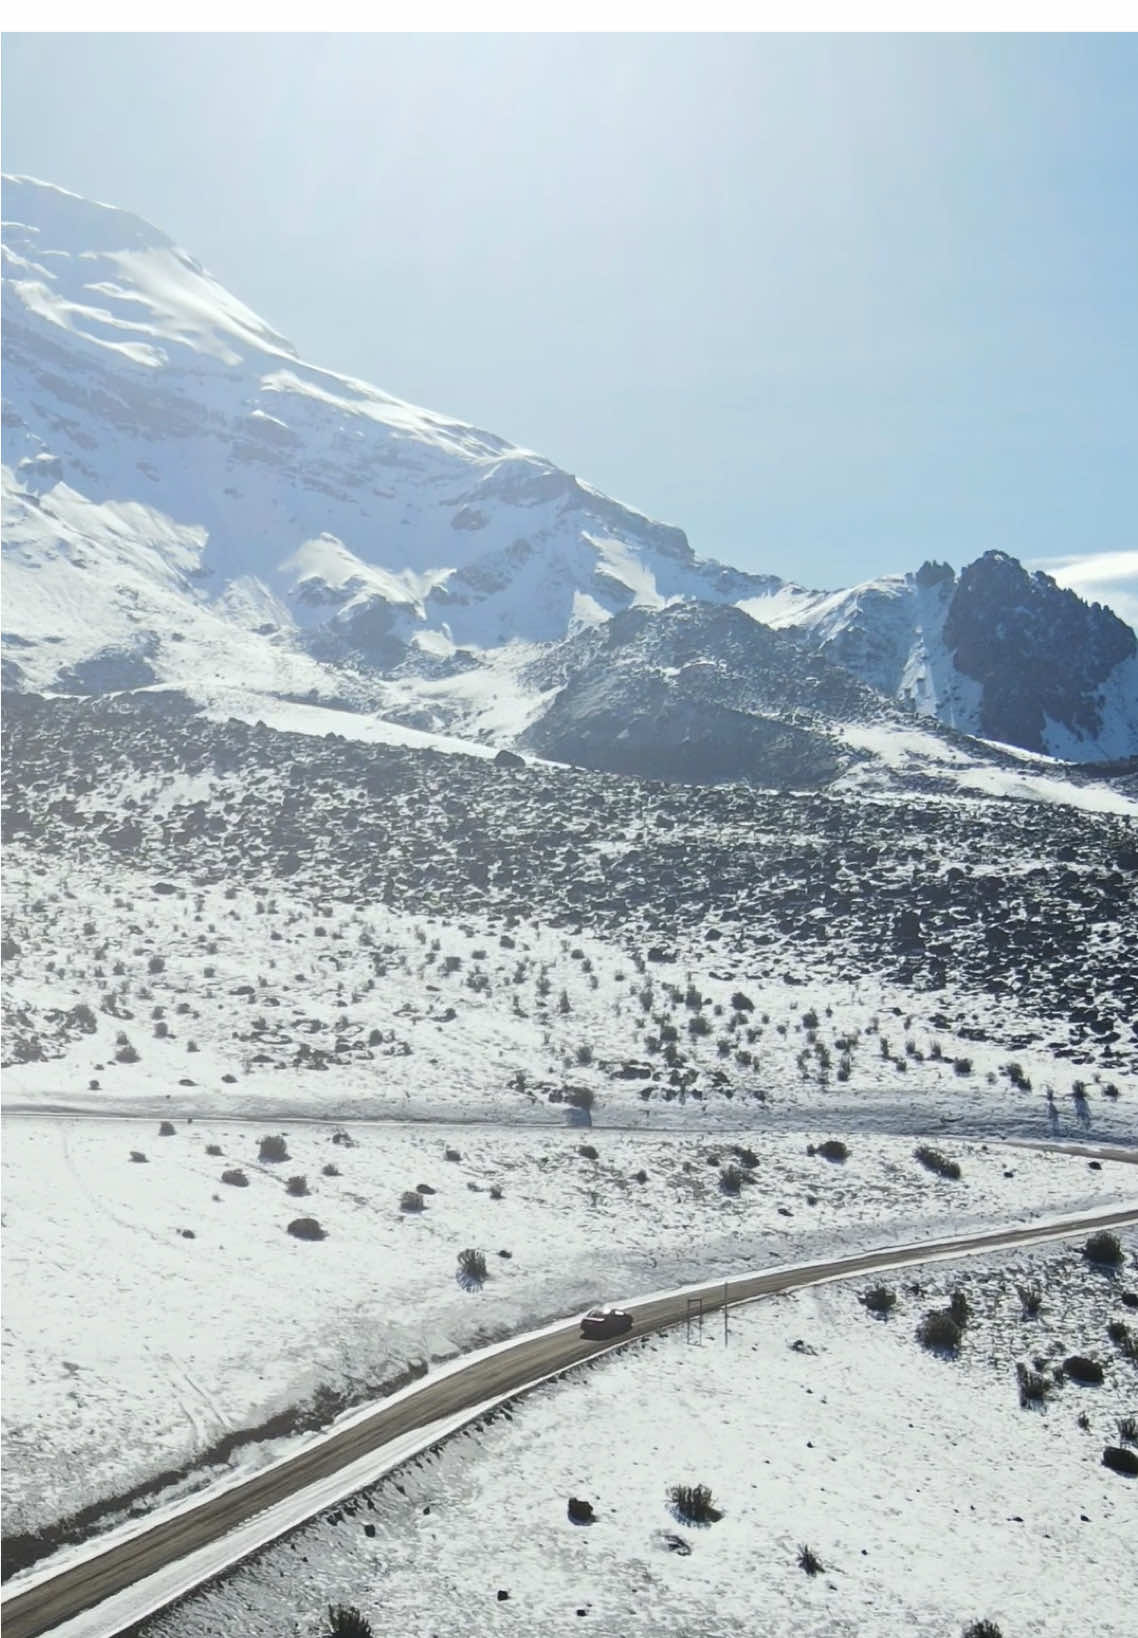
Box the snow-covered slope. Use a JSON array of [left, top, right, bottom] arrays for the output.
[[3, 174, 1136, 765], [1, 175, 776, 691]]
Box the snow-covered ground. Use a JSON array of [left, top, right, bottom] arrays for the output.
[[3, 1111, 1133, 1551], [4, 688, 1134, 1578], [833, 722, 1138, 815], [138, 1230, 1138, 1638], [5, 852, 1132, 1140]]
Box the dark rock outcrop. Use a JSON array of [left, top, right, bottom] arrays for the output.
[[943, 551, 1135, 753]]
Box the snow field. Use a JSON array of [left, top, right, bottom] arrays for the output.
[[2, 1111, 1133, 1544], [4, 852, 1133, 1144], [139, 1233, 1138, 1638]]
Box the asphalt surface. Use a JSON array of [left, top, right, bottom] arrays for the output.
[[4, 1202, 1137, 1638]]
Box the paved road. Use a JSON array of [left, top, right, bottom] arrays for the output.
[[4, 1203, 1137, 1638], [4, 1103, 1135, 1149]]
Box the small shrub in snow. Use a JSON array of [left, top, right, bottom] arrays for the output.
[[863, 1285, 896, 1316], [915, 1145, 961, 1180], [1016, 1363, 1052, 1407], [1101, 1445, 1138, 1477], [1084, 1231, 1124, 1266], [323, 1162, 340, 1177], [206, 1143, 223, 1157], [258, 1134, 290, 1163], [949, 1288, 972, 1328], [286, 1174, 309, 1197], [221, 1168, 249, 1188], [668, 1483, 721, 1524], [158, 1120, 176, 1137], [115, 1038, 141, 1064], [797, 1543, 823, 1576], [287, 1216, 325, 1241], [719, 1163, 745, 1195], [458, 1247, 488, 1282], [1107, 1320, 1136, 1358], [1016, 1283, 1043, 1318], [327, 1606, 374, 1638], [578, 1143, 599, 1160], [1116, 1415, 1138, 1445], [962, 1622, 1003, 1638], [816, 1139, 848, 1162], [148, 954, 166, 974], [1063, 1354, 1105, 1385], [918, 1309, 962, 1352], [952, 1057, 973, 1076], [400, 1190, 425, 1211]]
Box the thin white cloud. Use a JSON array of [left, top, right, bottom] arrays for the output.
[[1029, 550, 1138, 632]]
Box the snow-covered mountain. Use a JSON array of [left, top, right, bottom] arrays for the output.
[[3, 174, 1136, 766], [1, 176, 775, 680], [742, 555, 1138, 761]]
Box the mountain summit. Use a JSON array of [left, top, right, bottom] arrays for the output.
[[2, 175, 1135, 765]]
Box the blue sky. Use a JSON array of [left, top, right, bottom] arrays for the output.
[[3, 32, 1136, 607]]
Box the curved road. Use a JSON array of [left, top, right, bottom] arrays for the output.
[[4, 1203, 1137, 1638]]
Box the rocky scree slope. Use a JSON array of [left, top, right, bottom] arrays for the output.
[[522, 601, 913, 786], [3, 174, 1136, 766], [3, 691, 1136, 1090]]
